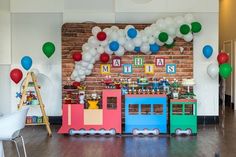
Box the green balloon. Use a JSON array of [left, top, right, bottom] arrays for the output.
[[191, 22, 202, 33], [42, 42, 55, 58], [165, 42, 175, 48], [158, 32, 169, 42], [219, 63, 232, 79], [180, 24, 190, 35]]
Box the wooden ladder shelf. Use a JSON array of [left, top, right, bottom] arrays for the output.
[[18, 72, 52, 136]]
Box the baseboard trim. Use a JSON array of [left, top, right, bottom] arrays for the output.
[[49, 116, 219, 125]]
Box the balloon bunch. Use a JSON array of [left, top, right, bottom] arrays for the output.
[[207, 51, 232, 79], [71, 14, 202, 82]]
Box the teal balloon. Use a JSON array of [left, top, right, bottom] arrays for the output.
[[203, 45, 213, 59], [219, 63, 232, 79], [21, 56, 32, 70], [42, 42, 55, 58]]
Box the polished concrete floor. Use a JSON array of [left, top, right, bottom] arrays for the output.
[[3, 106, 236, 157]]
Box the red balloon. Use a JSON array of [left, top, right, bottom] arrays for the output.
[[100, 53, 110, 63], [97, 31, 107, 41], [217, 52, 229, 64], [10, 68, 23, 84], [72, 52, 82, 61], [72, 81, 80, 87]]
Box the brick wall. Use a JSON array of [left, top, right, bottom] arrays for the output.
[[62, 23, 193, 98]]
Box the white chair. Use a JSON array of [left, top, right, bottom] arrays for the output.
[[0, 107, 29, 157]]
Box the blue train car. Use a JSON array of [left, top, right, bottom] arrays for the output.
[[125, 94, 167, 135]]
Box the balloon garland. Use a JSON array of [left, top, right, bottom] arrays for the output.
[[71, 14, 202, 82]]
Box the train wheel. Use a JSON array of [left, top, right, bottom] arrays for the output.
[[69, 129, 75, 136], [186, 129, 192, 135], [100, 129, 105, 135], [110, 129, 116, 135], [143, 129, 148, 136], [175, 129, 181, 135], [132, 129, 138, 136], [79, 129, 86, 136], [90, 129, 95, 135], [153, 129, 160, 135]]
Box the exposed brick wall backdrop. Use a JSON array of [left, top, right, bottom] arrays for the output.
[[62, 23, 193, 98]]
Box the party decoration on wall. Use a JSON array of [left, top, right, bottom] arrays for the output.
[[123, 64, 133, 74], [10, 68, 23, 84], [70, 14, 202, 82], [219, 63, 233, 79], [100, 53, 110, 63], [144, 64, 155, 74], [21, 56, 32, 70], [155, 58, 165, 67], [101, 64, 111, 74], [73, 52, 82, 61], [207, 63, 219, 79], [217, 51, 229, 65], [203, 45, 213, 59], [16, 92, 22, 99], [42, 42, 55, 58], [166, 64, 176, 74], [112, 56, 121, 67], [133, 56, 144, 67]]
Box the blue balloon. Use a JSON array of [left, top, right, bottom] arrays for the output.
[[21, 56, 32, 70], [127, 28, 137, 39], [203, 45, 213, 59], [109, 41, 119, 51], [150, 43, 160, 54], [134, 47, 140, 52]]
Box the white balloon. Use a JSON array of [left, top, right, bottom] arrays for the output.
[[78, 70, 85, 76], [103, 28, 112, 35], [110, 31, 119, 40], [90, 57, 96, 64], [141, 35, 148, 43], [165, 17, 174, 26], [89, 48, 97, 56], [144, 27, 152, 36], [82, 53, 92, 62], [88, 36, 99, 47], [175, 16, 185, 26], [156, 39, 165, 46], [207, 63, 219, 79], [92, 26, 101, 36], [105, 45, 113, 55], [96, 46, 104, 54], [148, 36, 155, 44], [115, 46, 125, 56], [140, 43, 150, 53], [88, 64, 94, 70], [133, 37, 142, 47], [166, 37, 174, 45], [80, 75, 86, 79], [75, 77, 81, 82], [85, 70, 92, 75], [183, 33, 193, 42], [156, 19, 167, 30], [118, 37, 126, 45], [95, 54, 100, 61], [81, 61, 89, 67], [117, 29, 125, 37], [71, 70, 78, 78], [146, 51, 152, 55], [82, 43, 91, 52], [111, 26, 119, 31], [100, 39, 108, 46], [31, 68, 39, 76], [166, 26, 176, 37], [176, 29, 183, 38], [124, 40, 135, 51], [184, 14, 195, 23]]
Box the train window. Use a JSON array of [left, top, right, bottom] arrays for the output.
[[107, 97, 117, 109], [172, 104, 182, 115], [185, 104, 194, 115], [153, 104, 163, 115], [129, 104, 139, 115], [141, 104, 151, 115]]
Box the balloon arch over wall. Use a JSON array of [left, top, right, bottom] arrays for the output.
[[71, 14, 202, 82]]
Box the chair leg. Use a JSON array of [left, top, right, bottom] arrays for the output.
[[12, 139, 21, 157], [19, 136, 27, 157]]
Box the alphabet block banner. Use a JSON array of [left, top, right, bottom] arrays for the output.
[[62, 23, 193, 96]]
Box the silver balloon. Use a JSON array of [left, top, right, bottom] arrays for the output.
[[207, 63, 219, 79]]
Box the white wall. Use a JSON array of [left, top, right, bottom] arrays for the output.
[[0, 65, 11, 114], [0, 0, 219, 116], [11, 13, 62, 116]]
